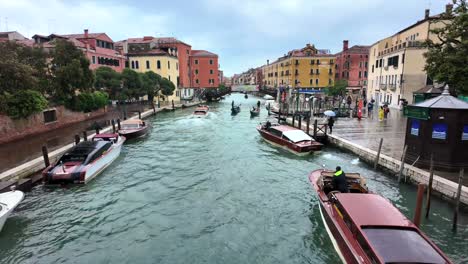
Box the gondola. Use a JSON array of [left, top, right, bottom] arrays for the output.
[[250, 107, 260, 117]]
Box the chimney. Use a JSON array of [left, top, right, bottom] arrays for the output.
[[425, 9, 430, 19], [267, 59, 269, 65], [445, 4, 453, 15], [84, 29, 89, 39], [84, 29, 89, 50], [343, 40, 349, 51]]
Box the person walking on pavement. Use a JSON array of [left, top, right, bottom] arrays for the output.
[[346, 95, 352, 110], [367, 100, 374, 118], [378, 106, 384, 121], [328, 116, 335, 134], [333, 166, 349, 193], [383, 105, 390, 119]]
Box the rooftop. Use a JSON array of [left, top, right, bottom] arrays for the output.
[[413, 85, 468, 109], [191, 49, 218, 57]]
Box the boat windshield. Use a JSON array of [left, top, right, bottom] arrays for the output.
[[282, 130, 312, 143], [362, 227, 446, 264], [121, 124, 140, 129], [194, 110, 207, 114]]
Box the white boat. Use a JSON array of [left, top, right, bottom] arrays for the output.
[[263, 95, 274, 100], [43, 133, 125, 184], [0, 190, 24, 232]]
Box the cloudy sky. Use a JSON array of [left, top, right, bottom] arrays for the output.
[[0, 0, 449, 76]]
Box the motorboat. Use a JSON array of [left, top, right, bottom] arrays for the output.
[[250, 107, 260, 117], [309, 169, 452, 264], [193, 105, 209, 118], [43, 133, 125, 184], [265, 101, 280, 113], [263, 94, 274, 100], [257, 123, 322, 155], [118, 119, 148, 139], [0, 189, 24, 232]]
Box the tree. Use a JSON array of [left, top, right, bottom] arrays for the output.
[[94, 67, 121, 99], [50, 39, 94, 101], [160, 77, 175, 96], [326, 80, 348, 97], [4, 90, 48, 119], [424, 0, 468, 95], [140, 71, 162, 102], [121, 69, 143, 100]]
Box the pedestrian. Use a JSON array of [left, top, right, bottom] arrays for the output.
[[346, 95, 352, 110], [367, 101, 374, 118], [378, 106, 384, 121], [328, 116, 335, 134], [384, 105, 390, 119]]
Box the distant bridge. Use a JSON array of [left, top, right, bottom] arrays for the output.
[[231, 85, 258, 92]]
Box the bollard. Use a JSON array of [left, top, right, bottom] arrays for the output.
[[42, 146, 50, 167], [306, 116, 310, 135], [111, 119, 116, 133], [83, 131, 87, 141], [398, 145, 408, 182], [74, 134, 80, 145], [374, 138, 383, 169], [413, 184, 425, 227], [138, 111, 141, 119], [95, 127, 100, 135], [453, 168, 464, 231], [425, 154, 434, 219], [313, 119, 318, 139], [117, 119, 121, 130]]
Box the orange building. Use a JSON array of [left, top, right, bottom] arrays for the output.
[[189, 50, 219, 88]]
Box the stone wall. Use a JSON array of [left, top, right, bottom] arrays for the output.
[[0, 106, 106, 144]]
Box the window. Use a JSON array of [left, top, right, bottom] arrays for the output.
[[146, 60, 150, 69], [157, 60, 161, 69], [328, 69, 332, 74], [375, 60, 379, 68], [365, 62, 368, 68], [330, 59, 334, 64], [131, 61, 135, 69], [295, 69, 298, 75], [402, 54, 405, 64], [462, 125, 468, 141], [359, 62, 362, 68], [359, 71, 362, 78], [310, 60, 315, 65], [346, 72, 349, 78], [295, 59, 299, 65], [168, 61, 170, 69], [432, 123, 448, 140], [310, 79, 313, 85], [135, 61, 139, 69], [315, 79, 319, 85], [195, 59, 199, 65], [209, 59, 213, 65], [372, 65, 374, 73], [316, 69, 320, 74], [316, 59, 320, 65], [410, 120, 420, 136], [92, 56, 96, 64], [176, 63, 178, 70], [168, 76, 171, 81], [125, 61, 129, 68], [195, 79, 199, 84], [364, 71, 368, 78], [43, 109, 57, 123], [329, 79, 332, 85], [210, 69, 214, 74]]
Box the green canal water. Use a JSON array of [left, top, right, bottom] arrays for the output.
[[1, 94, 467, 263]]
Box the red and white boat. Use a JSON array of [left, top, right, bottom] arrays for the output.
[[193, 105, 209, 118], [43, 133, 125, 184], [309, 169, 452, 264], [257, 123, 322, 155], [118, 119, 148, 139]]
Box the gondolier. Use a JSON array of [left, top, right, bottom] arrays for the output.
[[333, 166, 349, 193]]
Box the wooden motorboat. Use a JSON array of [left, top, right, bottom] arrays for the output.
[[250, 107, 260, 117], [43, 133, 125, 184], [0, 189, 24, 232], [118, 119, 148, 139], [193, 105, 209, 118], [257, 123, 322, 155], [309, 169, 452, 264]]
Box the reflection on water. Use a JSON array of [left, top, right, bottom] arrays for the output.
[[0, 94, 466, 264]]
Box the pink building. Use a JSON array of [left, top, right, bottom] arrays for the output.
[[189, 50, 219, 89], [335, 40, 370, 92], [33, 29, 126, 72]]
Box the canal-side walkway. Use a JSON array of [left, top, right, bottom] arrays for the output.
[[0, 101, 204, 188]]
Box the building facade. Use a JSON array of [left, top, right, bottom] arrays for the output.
[[33, 29, 126, 72], [367, 7, 450, 109], [335, 40, 370, 94], [189, 50, 219, 89], [262, 43, 335, 90]]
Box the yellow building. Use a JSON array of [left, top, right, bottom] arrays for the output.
[[262, 44, 335, 90], [128, 48, 180, 104], [367, 7, 450, 109]]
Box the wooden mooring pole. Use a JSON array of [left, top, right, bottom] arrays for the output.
[[413, 184, 425, 228], [313, 119, 318, 139], [306, 116, 310, 135], [83, 131, 87, 141], [425, 154, 434, 219], [298, 115, 302, 130], [95, 127, 100, 135], [397, 145, 408, 182], [292, 114, 295, 127], [117, 119, 121, 130], [268, 103, 271, 115], [172, 100, 175, 110], [374, 138, 383, 169], [111, 119, 116, 133], [74, 134, 80, 145], [138, 111, 142, 119], [42, 146, 50, 167], [452, 168, 464, 231]]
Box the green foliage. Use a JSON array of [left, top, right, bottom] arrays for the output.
[[67, 91, 109, 112], [93, 91, 109, 109], [121, 69, 143, 100], [50, 39, 94, 100], [326, 80, 348, 97], [4, 90, 48, 119], [94, 67, 121, 99], [160, 77, 175, 96], [424, 0, 468, 95], [141, 71, 162, 102]]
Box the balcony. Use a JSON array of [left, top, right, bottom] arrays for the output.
[[379, 84, 387, 90], [309, 72, 314, 75], [389, 84, 397, 91]]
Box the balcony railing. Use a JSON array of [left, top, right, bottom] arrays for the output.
[[389, 84, 397, 91], [379, 84, 387, 90]]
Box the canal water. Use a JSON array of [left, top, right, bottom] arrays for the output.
[[1, 94, 467, 263]]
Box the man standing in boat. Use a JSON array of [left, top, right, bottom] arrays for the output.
[[333, 166, 349, 193]]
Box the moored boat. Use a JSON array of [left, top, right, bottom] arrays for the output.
[[193, 105, 209, 118], [43, 133, 125, 184], [118, 119, 148, 139], [0, 189, 24, 232], [257, 123, 322, 155], [309, 169, 453, 264], [250, 107, 260, 117]]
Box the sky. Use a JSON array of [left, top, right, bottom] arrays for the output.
[[0, 0, 450, 76]]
